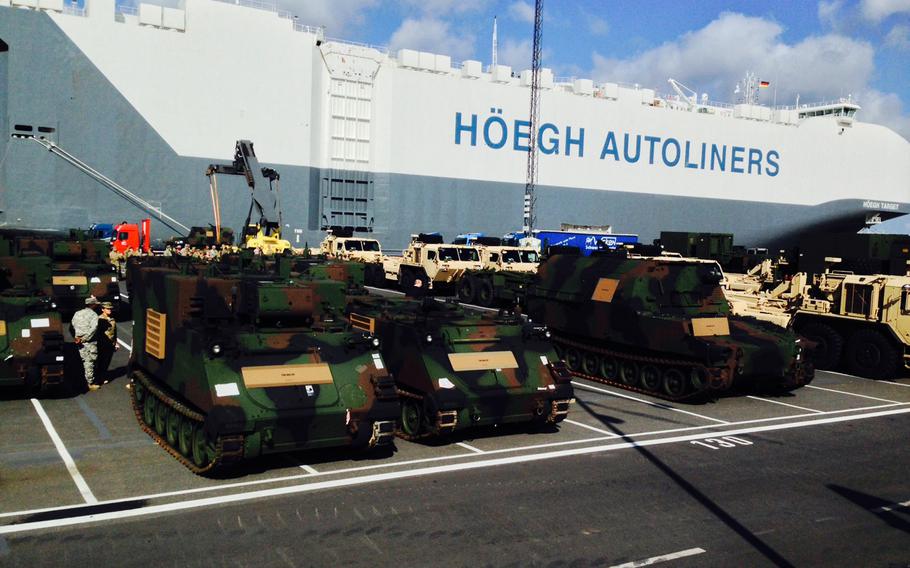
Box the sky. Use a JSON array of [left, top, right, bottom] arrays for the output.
[[264, 0, 910, 141]]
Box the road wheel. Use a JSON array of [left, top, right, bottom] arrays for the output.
[[563, 347, 582, 372], [133, 379, 145, 405], [154, 400, 169, 436], [798, 322, 843, 370], [581, 352, 599, 376], [143, 394, 157, 427], [640, 364, 661, 391], [457, 277, 476, 304], [476, 278, 495, 307], [599, 356, 619, 381], [400, 398, 425, 437], [166, 408, 180, 446], [845, 329, 899, 379], [191, 427, 211, 468], [178, 416, 194, 457], [662, 368, 687, 397], [619, 360, 639, 386]]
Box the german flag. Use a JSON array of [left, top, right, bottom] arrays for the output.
[[759, 80, 770, 88]]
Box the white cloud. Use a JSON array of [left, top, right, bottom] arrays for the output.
[[817, 0, 845, 27], [498, 38, 532, 70], [884, 23, 910, 48], [398, 0, 490, 16], [389, 17, 476, 61], [507, 1, 534, 24], [589, 12, 910, 139], [278, 0, 378, 35], [860, 0, 910, 22]]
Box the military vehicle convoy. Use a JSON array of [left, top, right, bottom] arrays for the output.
[[127, 254, 399, 474], [347, 295, 573, 438], [525, 252, 814, 400], [727, 269, 910, 378]]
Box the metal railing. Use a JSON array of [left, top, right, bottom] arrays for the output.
[[62, 3, 87, 16]]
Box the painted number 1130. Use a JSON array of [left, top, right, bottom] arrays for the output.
[[690, 436, 753, 450]]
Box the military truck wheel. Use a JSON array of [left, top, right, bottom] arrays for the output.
[[563, 347, 582, 372], [475, 278, 495, 307], [581, 352, 599, 375], [599, 356, 619, 381], [400, 398, 425, 437], [178, 416, 194, 456], [619, 361, 639, 386], [457, 277, 476, 304], [166, 409, 180, 446], [191, 427, 210, 468], [640, 365, 661, 391], [798, 322, 843, 370], [845, 329, 899, 379], [143, 394, 158, 427], [154, 400, 169, 436], [662, 368, 687, 397]]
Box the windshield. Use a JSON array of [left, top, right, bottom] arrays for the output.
[[344, 240, 380, 251], [437, 247, 479, 262], [502, 249, 539, 263]]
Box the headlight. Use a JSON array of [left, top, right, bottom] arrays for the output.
[[371, 337, 380, 348], [211, 344, 222, 356], [544, 330, 552, 339], [51, 302, 57, 309], [425, 334, 433, 343]]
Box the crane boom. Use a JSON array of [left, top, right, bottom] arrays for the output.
[[523, 0, 543, 235], [14, 134, 191, 235]]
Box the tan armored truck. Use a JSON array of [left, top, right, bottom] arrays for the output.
[[727, 267, 910, 378], [381, 233, 483, 294], [452, 235, 541, 306], [319, 227, 383, 263]]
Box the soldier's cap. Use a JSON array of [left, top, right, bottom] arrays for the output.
[[85, 296, 100, 306], [100, 301, 114, 309]]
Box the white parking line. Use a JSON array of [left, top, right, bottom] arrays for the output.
[[2, 401, 906, 522], [4, 406, 908, 535], [30, 399, 97, 505], [299, 464, 319, 475], [746, 396, 824, 414], [609, 547, 706, 568], [823, 370, 910, 388], [456, 442, 484, 454], [804, 384, 900, 404], [572, 381, 730, 424], [117, 338, 132, 352], [564, 418, 621, 437]]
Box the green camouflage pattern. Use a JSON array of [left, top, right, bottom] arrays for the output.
[[128, 254, 399, 473], [526, 253, 814, 398], [0, 294, 65, 390], [347, 295, 573, 437]]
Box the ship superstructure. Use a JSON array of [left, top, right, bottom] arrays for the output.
[[0, 0, 908, 247]]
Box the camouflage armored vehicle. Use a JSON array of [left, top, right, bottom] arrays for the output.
[[526, 252, 814, 400], [380, 233, 483, 294], [0, 292, 66, 391], [347, 296, 573, 438], [128, 255, 399, 474], [164, 226, 236, 250]]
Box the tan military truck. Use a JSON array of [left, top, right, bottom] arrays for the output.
[[453, 236, 541, 306], [727, 267, 910, 378], [381, 233, 483, 294], [318, 227, 383, 263]]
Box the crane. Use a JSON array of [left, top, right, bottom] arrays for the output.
[[522, 0, 543, 236], [206, 140, 291, 254]]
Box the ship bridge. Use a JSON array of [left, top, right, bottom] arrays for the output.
[[797, 99, 861, 127]]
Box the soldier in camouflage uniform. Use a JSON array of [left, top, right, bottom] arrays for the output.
[[96, 301, 119, 384], [72, 296, 100, 390]]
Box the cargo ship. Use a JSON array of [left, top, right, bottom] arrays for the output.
[[1, 0, 908, 248]]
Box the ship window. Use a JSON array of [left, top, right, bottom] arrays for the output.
[[0, 39, 7, 52], [37, 126, 55, 133], [13, 124, 33, 132]]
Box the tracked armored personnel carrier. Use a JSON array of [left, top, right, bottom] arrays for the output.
[[0, 293, 66, 391], [526, 252, 814, 400], [128, 255, 399, 474], [347, 296, 573, 439]]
